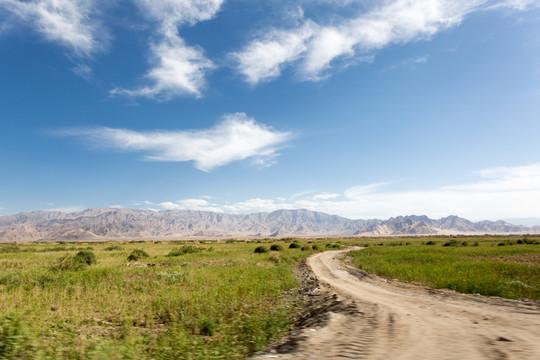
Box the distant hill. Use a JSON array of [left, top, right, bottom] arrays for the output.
[[0, 208, 538, 241]]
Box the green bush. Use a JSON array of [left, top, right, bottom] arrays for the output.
[[311, 244, 320, 250], [443, 240, 459, 247], [73, 251, 97, 265], [301, 245, 311, 251], [199, 318, 218, 336], [166, 245, 202, 257], [254, 246, 269, 254], [288, 243, 301, 249], [53, 251, 97, 271], [127, 249, 149, 262], [325, 243, 342, 249], [270, 244, 283, 251], [425, 241, 436, 245], [104, 245, 122, 251]]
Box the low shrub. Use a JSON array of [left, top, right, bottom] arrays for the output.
[[443, 240, 459, 247], [425, 241, 436, 246], [311, 244, 320, 250], [127, 249, 149, 262], [288, 243, 301, 249], [301, 245, 311, 251], [270, 244, 283, 251], [325, 243, 342, 249], [53, 251, 97, 271], [254, 246, 269, 254], [166, 245, 202, 257], [199, 318, 218, 336], [74, 251, 97, 265], [104, 245, 122, 251], [520, 237, 539, 245]]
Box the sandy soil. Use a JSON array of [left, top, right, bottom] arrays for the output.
[[251, 248, 540, 359]]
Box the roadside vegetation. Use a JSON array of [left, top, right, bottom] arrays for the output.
[[1, 236, 538, 358], [0, 240, 320, 359], [349, 236, 540, 300]]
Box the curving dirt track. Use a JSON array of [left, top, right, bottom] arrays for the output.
[[251, 249, 540, 359]]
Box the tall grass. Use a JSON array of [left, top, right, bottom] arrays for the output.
[[350, 238, 540, 300], [0, 241, 318, 359]]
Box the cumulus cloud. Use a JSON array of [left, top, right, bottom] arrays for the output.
[[112, 0, 224, 99], [134, 0, 224, 34], [0, 0, 106, 56], [142, 163, 540, 220], [231, 0, 539, 84], [230, 22, 317, 85], [55, 112, 293, 171], [110, 36, 214, 99]]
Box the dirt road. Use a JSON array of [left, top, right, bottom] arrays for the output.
[[252, 249, 540, 359]]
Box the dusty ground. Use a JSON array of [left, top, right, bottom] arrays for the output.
[[251, 248, 540, 359]]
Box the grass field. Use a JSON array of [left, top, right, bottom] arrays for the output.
[[1, 236, 539, 359], [349, 236, 540, 300], [0, 240, 322, 360]]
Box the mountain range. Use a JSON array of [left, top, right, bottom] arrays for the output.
[[0, 208, 538, 242]]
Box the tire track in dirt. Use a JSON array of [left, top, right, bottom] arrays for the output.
[[250, 248, 540, 359]]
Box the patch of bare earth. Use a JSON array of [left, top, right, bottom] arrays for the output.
[[250, 248, 540, 359]]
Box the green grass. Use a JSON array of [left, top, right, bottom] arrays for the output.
[[349, 237, 540, 300], [0, 240, 320, 359]]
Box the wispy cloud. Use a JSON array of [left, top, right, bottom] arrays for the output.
[[380, 56, 428, 74], [111, 0, 223, 100], [47, 205, 86, 213], [231, 0, 539, 85], [141, 199, 224, 212], [487, 0, 540, 10], [0, 0, 106, 56], [72, 63, 93, 80], [139, 163, 540, 220], [54, 112, 293, 171]]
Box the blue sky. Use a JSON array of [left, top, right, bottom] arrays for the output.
[[1, 0, 539, 221]]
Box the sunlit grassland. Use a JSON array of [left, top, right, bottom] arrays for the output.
[[0, 240, 322, 359], [349, 236, 540, 300]]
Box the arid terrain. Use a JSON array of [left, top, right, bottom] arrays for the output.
[[1, 208, 538, 241], [252, 248, 540, 359]]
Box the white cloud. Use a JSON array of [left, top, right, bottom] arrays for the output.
[[110, 35, 214, 99], [142, 163, 540, 221], [232, 0, 538, 84], [312, 192, 340, 200], [230, 22, 317, 84], [0, 0, 106, 56], [380, 55, 428, 74], [112, 0, 223, 99], [142, 198, 224, 212], [134, 0, 224, 34], [72, 63, 93, 80], [47, 205, 86, 213], [55, 112, 293, 171], [223, 198, 293, 213], [487, 0, 540, 10]]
